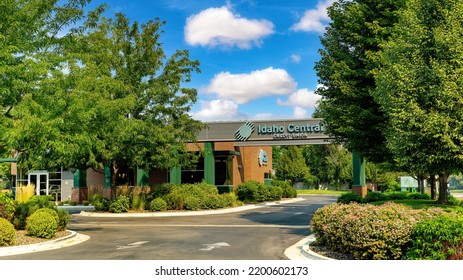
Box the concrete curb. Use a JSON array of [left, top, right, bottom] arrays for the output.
[[0, 230, 90, 257], [285, 234, 333, 260], [79, 197, 304, 217]]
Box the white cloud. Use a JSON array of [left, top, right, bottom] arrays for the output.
[[204, 67, 297, 104], [293, 107, 309, 118], [291, 54, 301, 63], [191, 99, 247, 121], [291, 0, 335, 33], [277, 88, 322, 108], [184, 6, 274, 49]]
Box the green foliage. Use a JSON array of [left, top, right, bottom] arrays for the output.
[[0, 192, 16, 222], [149, 197, 167, 212], [386, 192, 409, 200], [315, 0, 406, 164], [109, 196, 130, 213], [26, 208, 59, 238], [163, 192, 185, 211], [272, 180, 297, 198], [405, 214, 463, 260], [89, 194, 110, 211], [57, 209, 71, 231], [13, 195, 56, 230], [275, 146, 311, 185], [148, 183, 174, 201], [184, 196, 201, 211], [337, 192, 363, 204], [0, 217, 16, 246], [408, 193, 430, 200], [310, 202, 445, 259], [364, 192, 387, 203]]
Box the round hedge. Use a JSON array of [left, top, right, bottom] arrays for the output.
[[0, 217, 16, 246], [149, 197, 167, 211], [26, 208, 58, 238]]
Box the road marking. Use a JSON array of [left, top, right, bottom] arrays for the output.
[[200, 242, 231, 251], [116, 241, 149, 250], [294, 212, 305, 215]]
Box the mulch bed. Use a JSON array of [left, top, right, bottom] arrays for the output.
[[11, 230, 72, 247]]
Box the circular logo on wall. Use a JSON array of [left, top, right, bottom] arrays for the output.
[[258, 149, 268, 166], [235, 121, 255, 141]]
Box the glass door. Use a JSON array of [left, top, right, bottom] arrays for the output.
[[28, 172, 49, 196]]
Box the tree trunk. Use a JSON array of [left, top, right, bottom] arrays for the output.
[[437, 173, 449, 203], [430, 175, 436, 200], [111, 162, 119, 199]]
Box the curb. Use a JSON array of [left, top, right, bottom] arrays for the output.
[[0, 230, 90, 257], [79, 197, 304, 217], [285, 234, 333, 260]]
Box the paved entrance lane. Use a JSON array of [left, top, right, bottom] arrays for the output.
[[0, 195, 337, 260]]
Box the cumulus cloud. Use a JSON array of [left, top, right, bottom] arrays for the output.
[[293, 107, 309, 118], [291, 0, 335, 33], [277, 88, 322, 108], [184, 6, 274, 49], [191, 99, 247, 121], [204, 67, 297, 104]]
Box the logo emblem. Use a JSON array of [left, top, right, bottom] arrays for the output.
[[235, 121, 255, 141], [258, 149, 268, 166]]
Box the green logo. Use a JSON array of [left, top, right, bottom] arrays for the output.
[[235, 122, 255, 141]]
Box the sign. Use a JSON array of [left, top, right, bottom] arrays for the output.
[[258, 149, 268, 166]]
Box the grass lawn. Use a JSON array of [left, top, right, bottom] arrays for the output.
[[297, 189, 349, 195]]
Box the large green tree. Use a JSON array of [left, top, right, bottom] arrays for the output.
[[7, 8, 203, 192], [275, 146, 312, 186], [374, 0, 463, 203], [0, 0, 92, 157], [315, 0, 405, 163]]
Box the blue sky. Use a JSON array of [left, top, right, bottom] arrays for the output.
[[87, 0, 334, 121]]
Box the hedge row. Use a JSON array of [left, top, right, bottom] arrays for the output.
[[310, 202, 452, 260]]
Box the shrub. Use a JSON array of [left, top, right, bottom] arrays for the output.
[[272, 180, 297, 198], [163, 192, 185, 210], [202, 195, 223, 209], [89, 194, 110, 211], [57, 209, 71, 231], [337, 192, 363, 204], [446, 195, 462, 206], [408, 193, 430, 200], [267, 185, 283, 201], [0, 192, 16, 222], [221, 193, 240, 208], [310, 202, 445, 260], [109, 196, 130, 213], [184, 196, 201, 210], [386, 191, 409, 200], [364, 191, 387, 202], [149, 197, 167, 211], [0, 217, 16, 246], [236, 180, 271, 203], [148, 183, 174, 200], [26, 208, 59, 238], [405, 214, 463, 260]]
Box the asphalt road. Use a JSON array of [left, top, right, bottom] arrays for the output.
[[0, 195, 337, 260]]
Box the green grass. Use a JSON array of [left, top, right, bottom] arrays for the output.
[[297, 189, 349, 195]]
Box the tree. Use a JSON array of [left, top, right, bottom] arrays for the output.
[[374, 0, 463, 203], [0, 0, 93, 158], [314, 0, 406, 164], [275, 146, 312, 186], [302, 144, 352, 189], [7, 9, 203, 194]]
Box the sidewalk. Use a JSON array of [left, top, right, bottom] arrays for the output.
[[0, 197, 329, 259]]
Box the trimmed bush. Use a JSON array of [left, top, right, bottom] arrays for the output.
[[184, 196, 201, 211], [0, 217, 16, 246], [89, 194, 110, 211], [310, 202, 445, 260], [0, 193, 16, 222], [163, 192, 185, 210], [109, 196, 130, 213], [408, 193, 430, 200], [337, 192, 363, 204], [236, 180, 278, 203], [364, 191, 387, 202], [26, 208, 59, 238], [405, 214, 463, 260], [386, 191, 409, 200], [149, 197, 167, 211], [272, 180, 297, 198], [57, 209, 71, 231], [268, 185, 283, 201]]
